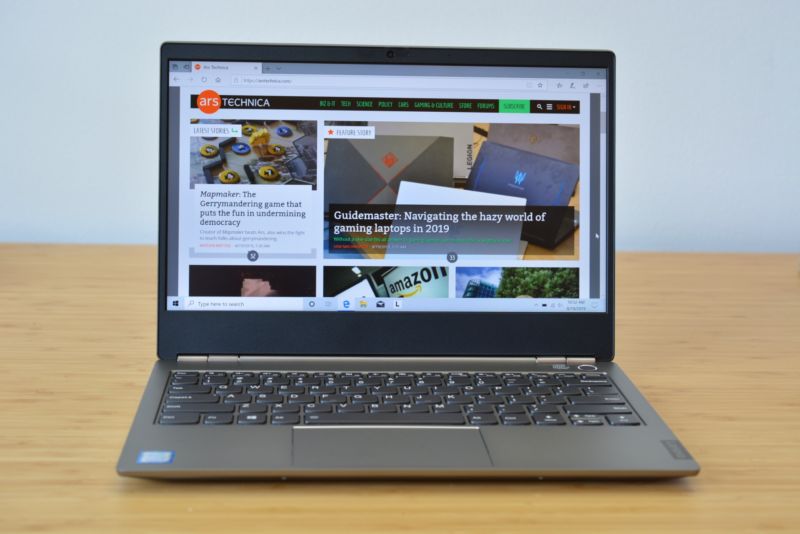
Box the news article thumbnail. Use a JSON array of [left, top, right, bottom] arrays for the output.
[[324, 266, 449, 298], [323, 122, 579, 260], [190, 119, 317, 188], [189, 265, 315, 297], [455, 267, 578, 298]]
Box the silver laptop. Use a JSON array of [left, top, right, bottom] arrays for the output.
[[117, 43, 699, 478]]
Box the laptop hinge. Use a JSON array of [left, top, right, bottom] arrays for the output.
[[177, 355, 596, 364], [533, 356, 596, 365], [176, 355, 209, 363], [176, 355, 241, 363], [208, 355, 240, 363]]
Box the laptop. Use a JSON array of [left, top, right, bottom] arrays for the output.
[[117, 43, 699, 478]]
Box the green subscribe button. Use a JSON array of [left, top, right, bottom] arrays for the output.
[[499, 99, 530, 113]]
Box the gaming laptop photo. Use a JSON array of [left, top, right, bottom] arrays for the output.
[[116, 42, 699, 478]]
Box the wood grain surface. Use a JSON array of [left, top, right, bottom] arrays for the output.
[[0, 244, 798, 533]]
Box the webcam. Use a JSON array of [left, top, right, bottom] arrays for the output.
[[386, 49, 395, 59]]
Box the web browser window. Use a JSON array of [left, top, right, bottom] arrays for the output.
[[165, 61, 608, 313]]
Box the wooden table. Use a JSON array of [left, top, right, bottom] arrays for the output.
[[1, 245, 798, 533]]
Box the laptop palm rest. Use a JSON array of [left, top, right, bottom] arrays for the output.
[[292, 428, 492, 469]]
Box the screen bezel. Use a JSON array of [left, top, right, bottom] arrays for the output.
[[158, 43, 615, 360]]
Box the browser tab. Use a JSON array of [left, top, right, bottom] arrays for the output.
[[192, 61, 261, 73]]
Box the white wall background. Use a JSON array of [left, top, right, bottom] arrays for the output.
[[1, 0, 798, 251]]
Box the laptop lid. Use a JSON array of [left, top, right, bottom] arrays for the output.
[[158, 43, 615, 360]]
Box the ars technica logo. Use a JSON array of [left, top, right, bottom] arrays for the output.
[[512, 169, 527, 187], [196, 89, 221, 114]]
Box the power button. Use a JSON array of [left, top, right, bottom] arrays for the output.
[[577, 364, 598, 371]]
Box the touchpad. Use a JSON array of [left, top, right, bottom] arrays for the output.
[[292, 428, 492, 469]]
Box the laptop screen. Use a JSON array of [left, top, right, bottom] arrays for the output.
[[165, 60, 608, 314]]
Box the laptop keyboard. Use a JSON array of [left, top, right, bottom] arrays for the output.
[[158, 371, 641, 427]]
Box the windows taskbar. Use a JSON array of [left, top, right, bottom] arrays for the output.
[[166, 297, 606, 313]]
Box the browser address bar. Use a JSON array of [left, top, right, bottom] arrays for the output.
[[234, 74, 546, 91]]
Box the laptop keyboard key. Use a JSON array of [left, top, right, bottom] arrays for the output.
[[350, 394, 379, 405], [444, 394, 473, 405], [239, 403, 267, 414], [539, 395, 568, 405], [222, 394, 252, 404], [606, 414, 642, 426], [203, 414, 233, 425], [237, 414, 267, 425], [246, 385, 274, 394], [279, 386, 306, 395], [254, 394, 283, 404], [563, 404, 632, 415], [533, 413, 565, 425], [340, 386, 367, 395], [170, 377, 198, 386], [381, 394, 411, 405], [494, 386, 523, 396], [262, 376, 290, 386], [500, 414, 531, 425], [528, 404, 560, 414], [336, 404, 365, 413], [583, 386, 617, 395], [162, 403, 234, 413], [400, 386, 429, 396], [414, 395, 442, 405], [232, 377, 259, 386], [468, 414, 498, 425], [462, 385, 491, 396], [319, 394, 347, 404], [447, 375, 472, 386], [166, 394, 219, 403], [214, 385, 243, 395], [159, 414, 199, 425], [465, 405, 494, 415], [368, 404, 398, 414], [271, 414, 300, 425], [167, 385, 211, 394], [497, 404, 526, 414], [507, 395, 538, 405], [287, 394, 316, 404], [304, 403, 333, 414], [272, 403, 301, 414], [569, 395, 625, 405], [570, 414, 605, 426]]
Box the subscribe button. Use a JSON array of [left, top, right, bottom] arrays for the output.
[[190, 124, 242, 137], [323, 126, 375, 139], [499, 99, 530, 113]]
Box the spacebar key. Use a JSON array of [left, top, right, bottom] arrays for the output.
[[305, 413, 465, 425]]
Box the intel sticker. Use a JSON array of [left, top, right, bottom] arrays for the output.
[[136, 450, 175, 464]]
